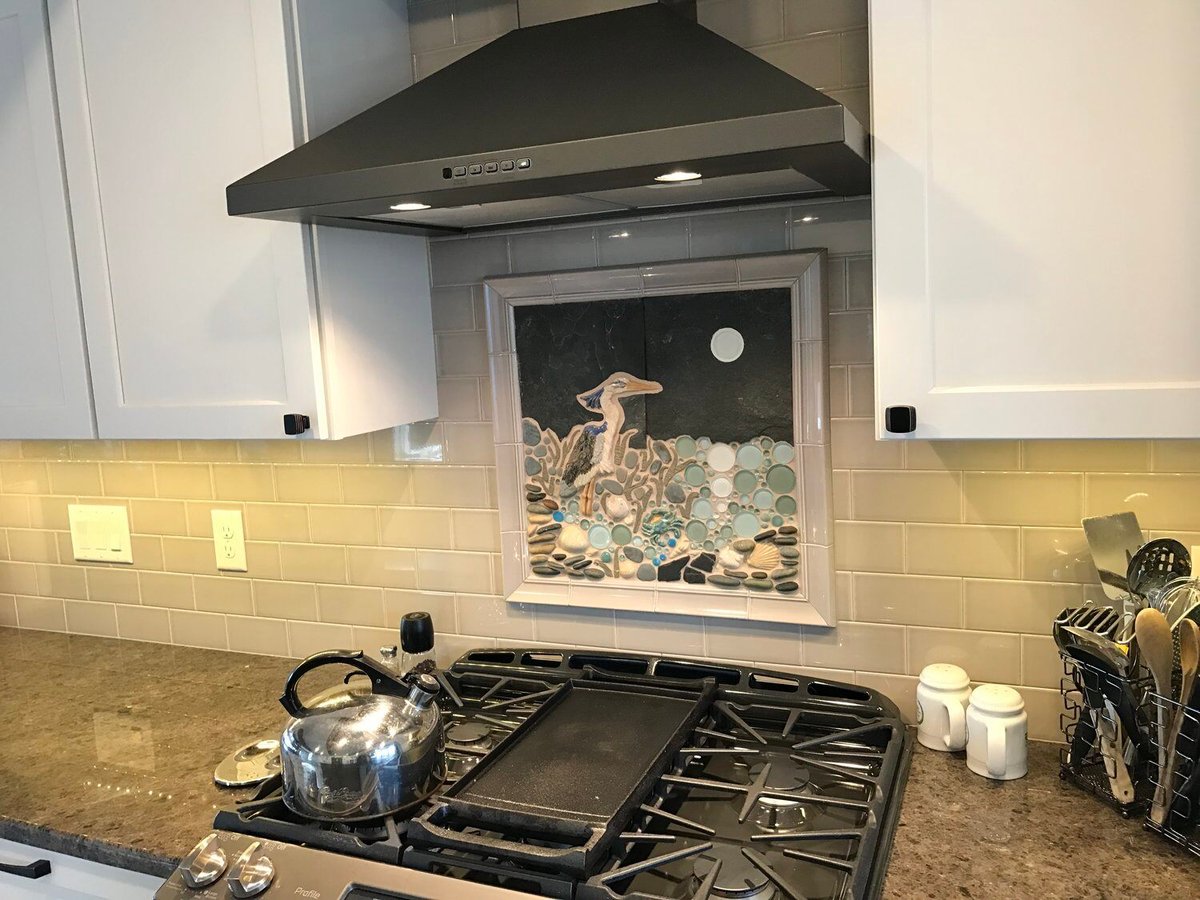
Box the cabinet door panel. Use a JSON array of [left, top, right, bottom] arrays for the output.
[[872, 1, 1200, 439], [50, 0, 322, 439], [0, 838, 163, 898], [0, 0, 94, 438]]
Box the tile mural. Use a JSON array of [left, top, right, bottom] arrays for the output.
[[514, 289, 805, 596]]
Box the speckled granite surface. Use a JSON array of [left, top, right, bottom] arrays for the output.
[[1, 626, 1197, 895], [0, 627, 298, 878], [884, 741, 1200, 899]]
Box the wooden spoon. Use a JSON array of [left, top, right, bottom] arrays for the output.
[[1137, 608, 1175, 824], [1157, 620, 1200, 825]]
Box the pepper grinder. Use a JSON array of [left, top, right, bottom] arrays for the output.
[[400, 611, 436, 674]]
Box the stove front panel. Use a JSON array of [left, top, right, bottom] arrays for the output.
[[154, 831, 541, 900]]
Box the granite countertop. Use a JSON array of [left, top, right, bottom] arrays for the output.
[[1, 627, 1198, 896]]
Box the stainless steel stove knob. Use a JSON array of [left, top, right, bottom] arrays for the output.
[[227, 841, 275, 898], [179, 833, 227, 889]]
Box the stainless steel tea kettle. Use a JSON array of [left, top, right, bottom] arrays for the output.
[[279, 649, 444, 821]]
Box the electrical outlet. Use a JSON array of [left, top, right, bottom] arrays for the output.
[[68, 504, 133, 563], [211, 509, 247, 572]]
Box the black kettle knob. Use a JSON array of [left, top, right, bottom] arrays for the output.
[[401, 611, 434, 654]]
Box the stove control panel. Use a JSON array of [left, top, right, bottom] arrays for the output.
[[155, 832, 538, 900]]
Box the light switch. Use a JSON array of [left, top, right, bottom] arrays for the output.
[[68, 505, 133, 564], [211, 509, 247, 572]]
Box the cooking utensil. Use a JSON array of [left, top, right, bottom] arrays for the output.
[[1169, 674, 1200, 831], [1156, 620, 1200, 825], [1101, 699, 1136, 804], [1128, 539, 1191, 609], [1062, 625, 1131, 674], [279, 649, 444, 821], [1082, 512, 1144, 604], [1159, 577, 1200, 629], [214, 738, 281, 788], [1137, 608, 1176, 824], [1065, 642, 1143, 800]]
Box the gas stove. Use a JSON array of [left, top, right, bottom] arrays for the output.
[[155, 648, 911, 900]]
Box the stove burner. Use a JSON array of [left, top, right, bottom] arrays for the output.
[[445, 722, 492, 748], [693, 846, 776, 900], [747, 758, 812, 831]]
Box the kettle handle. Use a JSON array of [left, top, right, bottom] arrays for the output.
[[280, 649, 407, 717]]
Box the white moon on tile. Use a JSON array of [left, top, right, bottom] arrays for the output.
[[710, 327, 744, 362]]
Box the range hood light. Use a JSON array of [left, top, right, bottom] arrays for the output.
[[798, 215, 820, 223], [390, 202, 431, 211], [654, 170, 702, 183]]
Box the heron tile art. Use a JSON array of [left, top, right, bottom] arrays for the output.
[[514, 289, 803, 596]]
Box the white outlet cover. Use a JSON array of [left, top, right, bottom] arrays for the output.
[[68, 504, 133, 564], [211, 509, 247, 572]]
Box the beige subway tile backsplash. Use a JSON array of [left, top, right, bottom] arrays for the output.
[[962, 472, 1083, 527], [907, 524, 1020, 579], [852, 470, 961, 523], [9, 170, 1200, 745], [908, 627, 1021, 684]]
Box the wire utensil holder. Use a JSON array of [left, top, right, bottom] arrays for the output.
[[1145, 686, 1200, 857], [1058, 653, 1155, 817]]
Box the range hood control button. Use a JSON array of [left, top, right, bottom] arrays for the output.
[[453, 166, 466, 177], [500, 159, 514, 171], [517, 158, 531, 169], [468, 164, 483, 175], [227, 841, 275, 898], [180, 834, 227, 889], [484, 161, 498, 173]]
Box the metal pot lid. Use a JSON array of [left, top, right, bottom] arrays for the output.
[[214, 738, 281, 788]]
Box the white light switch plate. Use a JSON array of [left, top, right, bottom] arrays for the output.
[[68, 504, 133, 564], [211, 509, 247, 572]]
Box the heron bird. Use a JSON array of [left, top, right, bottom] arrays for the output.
[[561, 372, 662, 516]]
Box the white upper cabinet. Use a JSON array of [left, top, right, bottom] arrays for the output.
[[871, 1, 1200, 439], [46, 0, 436, 440], [0, 0, 95, 438]]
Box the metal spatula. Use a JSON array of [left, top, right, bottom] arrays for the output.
[[1082, 512, 1144, 606]]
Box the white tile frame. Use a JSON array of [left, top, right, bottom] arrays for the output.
[[485, 251, 836, 627]]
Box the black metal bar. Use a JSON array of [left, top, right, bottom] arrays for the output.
[[483, 687, 560, 709], [783, 847, 856, 872], [435, 671, 463, 707], [660, 774, 746, 794], [598, 842, 714, 885], [791, 752, 878, 783], [693, 726, 738, 743], [737, 761, 772, 823], [715, 702, 768, 744], [690, 856, 722, 900], [678, 746, 751, 756], [741, 848, 807, 900], [759, 790, 870, 811], [792, 722, 889, 753], [781, 707, 802, 739], [750, 829, 862, 842], [617, 833, 675, 843], [637, 804, 716, 836]]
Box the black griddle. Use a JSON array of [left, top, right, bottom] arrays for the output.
[[409, 677, 715, 875]]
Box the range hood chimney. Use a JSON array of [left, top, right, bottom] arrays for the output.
[[227, 1, 868, 235]]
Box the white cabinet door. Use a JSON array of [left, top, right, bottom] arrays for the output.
[[49, 0, 323, 439], [0, 0, 95, 438], [0, 838, 163, 898], [871, 1, 1200, 439]]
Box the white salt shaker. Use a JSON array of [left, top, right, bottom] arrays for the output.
[[916, 663, 970, 752], [965, 684, 1028, 780]]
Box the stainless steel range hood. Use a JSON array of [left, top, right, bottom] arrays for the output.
[[227, 2, 868, 235]]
